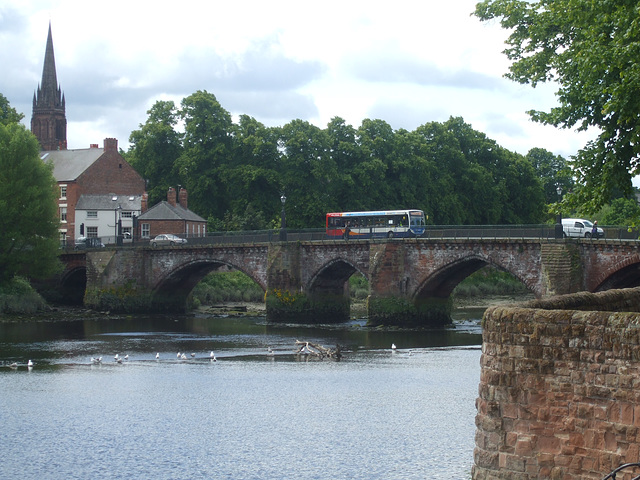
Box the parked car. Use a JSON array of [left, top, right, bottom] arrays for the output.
[[562, 218, 604, 238], [74, 236, 105, 250], [151, 234, 188, 247]]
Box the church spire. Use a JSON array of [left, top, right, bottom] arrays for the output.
[[31, 22, 67, 150]]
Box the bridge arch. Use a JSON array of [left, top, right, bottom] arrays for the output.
[[56, 266, 87, 304], [300, 258, 368, 322], [591, 254, 640, 292], [306, 258, 368, 294], [151, 258, 266, 311], [413, 254, 537, 302]]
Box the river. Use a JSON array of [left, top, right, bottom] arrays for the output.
[[0, 306, 486, 480]]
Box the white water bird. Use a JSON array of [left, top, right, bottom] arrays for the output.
[[155, 353, 160, 360], [210, 351, 216, 362], [177, 352, 181, 359], [9, 362, 18, 368], [114, 354, 119, 361], [124, 354, 129, 361], [190, 353, 196, 358], [267, 347, 274, 356], [181, 353, 187, 360], [27, 360, 33, 367], [391, 343, 397, 350]]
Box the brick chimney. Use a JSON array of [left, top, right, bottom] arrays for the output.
[[178, 188, 188, 209], [141, 192, 148, 213], [167, 187, 177, 207], [104, 137, 118, 152]]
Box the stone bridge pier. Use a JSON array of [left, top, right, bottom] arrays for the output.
[[72, 238, 640, 326]]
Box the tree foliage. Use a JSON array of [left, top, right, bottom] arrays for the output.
[[126, 100, 182, 206], [127, 92, 550, 229], [0, 93, 23, 125], [474, 0, 640, 213], [0, 112, 61, 284], [599, 197, 640, 226]]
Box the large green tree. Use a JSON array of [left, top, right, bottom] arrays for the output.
[[0, 95, 60, 284], [525, 148, 574, 205], [176, 90, 234, 218], [127, 101, 183, 206], [475, 0, 640, 213]]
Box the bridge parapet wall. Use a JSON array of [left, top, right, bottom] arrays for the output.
[[473, 287, 640, 480]]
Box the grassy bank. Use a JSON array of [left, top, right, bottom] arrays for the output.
[[452, 267, 530, 298], [0, 277, 49, 314]]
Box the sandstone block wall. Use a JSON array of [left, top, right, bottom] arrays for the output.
[[473, 287, 640, 480]]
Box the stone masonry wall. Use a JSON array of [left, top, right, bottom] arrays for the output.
[[473, 287, 640, 480]]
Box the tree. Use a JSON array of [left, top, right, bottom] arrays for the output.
[[278, 119, 333, 227], [475, 0, 640, 213], [176, 91, 234, 219], [0, 117, 60, 284], [127, 100, 183, 206], [226, 115, 282, 221], [525, 148, 574, 205], [600, 197, 640, 226], [0, 93, 23, 125]]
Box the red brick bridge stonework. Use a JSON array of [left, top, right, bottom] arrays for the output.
[[56, 238, 640, 325], [474, 287, 640, 480]]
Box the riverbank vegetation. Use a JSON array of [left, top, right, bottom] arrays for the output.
[[0, 277, 49, 314], [189, 267, 527, 308]]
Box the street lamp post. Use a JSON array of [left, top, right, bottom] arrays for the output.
[[555, 186, 563, 239], [279, 194, 287, 242], [114, 204, 122, 245]]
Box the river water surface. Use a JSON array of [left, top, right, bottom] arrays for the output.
[[0, 307, 484, 480]]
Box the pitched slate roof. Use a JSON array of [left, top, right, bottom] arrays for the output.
[[76, 194, 142, 211], [138, 201, 206, 222], [41, 148, 104, 181]]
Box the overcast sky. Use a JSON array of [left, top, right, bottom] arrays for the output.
[[2, 0, 597, 158]]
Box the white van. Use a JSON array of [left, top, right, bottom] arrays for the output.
[[562, 218, 604, 238]]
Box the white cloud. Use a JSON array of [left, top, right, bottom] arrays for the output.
[[1, 0, 597, 160]]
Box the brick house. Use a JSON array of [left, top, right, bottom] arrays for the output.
[[137, 187, 207, 239], [41, 137, 146, 246]]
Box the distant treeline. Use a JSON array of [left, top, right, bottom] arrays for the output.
[[125, 90, 573, 230]]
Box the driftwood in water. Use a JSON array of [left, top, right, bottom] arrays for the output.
[[295, 340, 342, 360]]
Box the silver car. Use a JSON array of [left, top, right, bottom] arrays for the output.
[[151, 234, 187, 247]]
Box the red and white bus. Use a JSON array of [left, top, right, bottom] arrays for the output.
[[326, 209, 427, 239]]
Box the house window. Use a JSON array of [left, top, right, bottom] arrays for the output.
[[121, 211, 132, 218], [122, 227, 132, 238], [60, 207, 67, 222], [141, 223, 150, 238], [86, 227, 98, 238], [59, 232, 67, 248], [87, 211, 97, 218], [60, 185, 67, 199]]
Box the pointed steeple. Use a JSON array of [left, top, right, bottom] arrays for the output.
[[31, 22, 67, 150]]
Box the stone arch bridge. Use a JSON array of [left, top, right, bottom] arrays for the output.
[[56, 238, 640, 326]]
